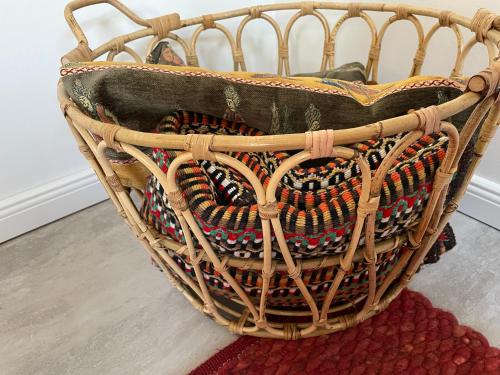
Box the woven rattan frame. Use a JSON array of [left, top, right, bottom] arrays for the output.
[[58, 1, 500, 339]]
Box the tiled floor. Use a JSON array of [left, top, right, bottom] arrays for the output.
[[1, 201, 498, 374]]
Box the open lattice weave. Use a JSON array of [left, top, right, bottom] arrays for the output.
[[58, 1, 500, 339]]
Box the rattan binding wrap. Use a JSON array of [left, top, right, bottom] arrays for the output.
[[58, 1, 500, 339]]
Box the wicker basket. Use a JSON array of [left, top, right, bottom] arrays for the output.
[[58, 1, 500, 339]]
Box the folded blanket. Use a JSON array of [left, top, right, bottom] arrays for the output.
[[141, 110, 456, 261]]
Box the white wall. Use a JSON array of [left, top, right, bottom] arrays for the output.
[[1, 0, 499, 243]]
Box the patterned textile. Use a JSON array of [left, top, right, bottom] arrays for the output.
[[159, 230, 454, 308], [140, 112, 457, 306], [61, 62, 475, 198], [61, 62, 467, 135], [141, 110, 452, 260], [293, 61, 367, 83], [61, 62, 475, 202], [166, 246, 402, 308], [146, 41, 186, 66], [424, 223, 456, 264], [72, 44, 186, 189]]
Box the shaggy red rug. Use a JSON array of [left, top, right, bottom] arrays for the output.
[[190, 290, 500, 375]]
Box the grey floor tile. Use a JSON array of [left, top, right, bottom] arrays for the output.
[[1, 201, 498, 374]]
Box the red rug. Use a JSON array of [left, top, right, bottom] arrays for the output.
[[190, 290, 500, 375]]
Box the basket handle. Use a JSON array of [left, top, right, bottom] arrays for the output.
[[65, 0, 151, 45], [63, 0, 180, 63]]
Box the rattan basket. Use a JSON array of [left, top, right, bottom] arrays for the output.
[[58, 1, 500, 339]]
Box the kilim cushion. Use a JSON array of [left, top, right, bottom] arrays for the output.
[[60, 59, 474, 194], [141, 111, 457, 308], [140, 110, 454, 259], [151, 227, 455, 308], [168, 245, 404, 308], [61, 62, 469, 135], [159, 233, 455, 309]]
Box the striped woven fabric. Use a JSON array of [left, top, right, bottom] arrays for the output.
[[153, 222, 455, 309], [141, 110, 450, 260], [165, 246, 402, 308]]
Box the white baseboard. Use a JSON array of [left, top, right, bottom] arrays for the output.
[[459, 175, 500, 230], [0, 169, 108, 243]]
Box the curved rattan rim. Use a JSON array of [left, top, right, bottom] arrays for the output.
[[63, 2, 500, 60], [59, 1, 498, 153], [57, 81, 483, 152]]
